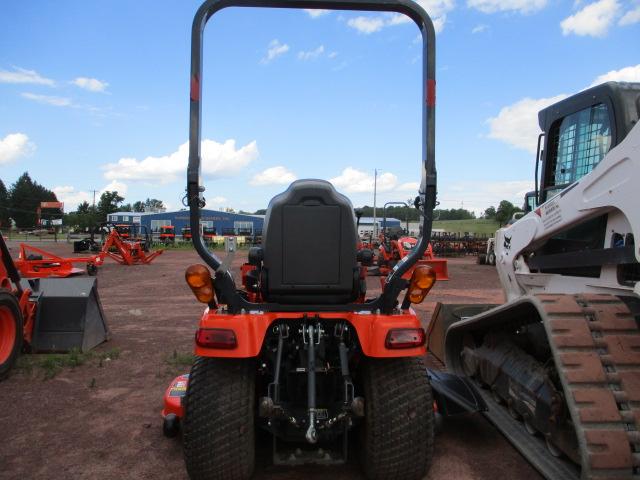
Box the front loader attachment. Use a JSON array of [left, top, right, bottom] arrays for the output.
[[22, 277, 108, 352]]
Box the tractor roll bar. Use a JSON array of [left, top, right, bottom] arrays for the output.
[[187, 0, 437, 312]]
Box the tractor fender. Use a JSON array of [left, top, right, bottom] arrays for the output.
[[194, 309, 426, 358]]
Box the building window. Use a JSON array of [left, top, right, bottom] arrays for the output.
[[110, 215, 118, 222], [133, 216, 141, 224], [234, 221, 253, 235], [122, 215, 130, 222], [151, 219, 171, 232]]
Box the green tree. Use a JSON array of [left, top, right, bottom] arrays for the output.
[[132, 201, 145, 212], [0, 179, 10, 228], [64, 201, 101, 230], [253, 209, 267, 215], [144, 198, 165, 212], [484, 206, 496, 220], [9, 172, 58, 228], [495, 200, 522, 226], [96, 191, 124, 220]]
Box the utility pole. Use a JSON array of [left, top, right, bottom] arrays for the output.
[[372, 169, 378, 239], [91, 190, 98, 209]]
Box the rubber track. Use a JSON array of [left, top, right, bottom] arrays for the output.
[[182, 357, 255, 480], [539, 294, 640, 479], [360, 357, 434, 480]]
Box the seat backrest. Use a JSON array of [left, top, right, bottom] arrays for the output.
[[261, 179, 358, 304]]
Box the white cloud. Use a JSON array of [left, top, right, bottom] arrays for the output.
[[485, 63, 640, 153], [560, 0, 620, 37], [439, 180, 533, 214], [467, 0, 548, 14], [590, 64, 640, 86], [0, 66, 55, 86], [347, 16, 386, 34], [53, 181, 128, 211], [0, 133, 35, 165], [472, 24, 489, 33], [102, 180, 128, 195], [330, 167, 398, 193], [619, 5, 640, 25], [260, 39, 290, 64], [21, 92, 72, 107], [347, 1, 454, 34], [328, 51, 338, 59], [71, 77, 109, 92], [397, 182, 420, 192], [487, 95, 568, 153], [102, 139, 258, 184], [304, 9, 330, 18], [298, 45, 325, 61], [209, 196, 228, 205], [249, 166, 297, 186]]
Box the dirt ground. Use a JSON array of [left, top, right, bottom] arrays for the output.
[[0, 241, 541, 480]]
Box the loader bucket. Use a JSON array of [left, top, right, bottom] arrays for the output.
[[21, 277, 108, 353]]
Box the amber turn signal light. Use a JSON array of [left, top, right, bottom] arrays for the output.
[[407, 265, 437, 304], [185, 264, 215, 304]]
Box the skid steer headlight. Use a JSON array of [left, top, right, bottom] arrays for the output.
[[185, 264, 215, 304], [407, 265, 436, 304]]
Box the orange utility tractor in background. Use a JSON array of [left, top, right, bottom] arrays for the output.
[[374, 202, 449, 281], [181, 227, 192, 241], [0, 233, 108, 380], [159, 225, 176, 244], [158, 2, 483, 479]]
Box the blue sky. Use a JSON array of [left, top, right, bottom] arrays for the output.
[[1, 0, 639, 215]]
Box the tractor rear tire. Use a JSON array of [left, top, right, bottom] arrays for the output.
[[477, 254, 486, 265], [0, 290, 23, 381], [488, 251, 496, 266], [359, 357, 434, 480], [183, 357, 255, 480]]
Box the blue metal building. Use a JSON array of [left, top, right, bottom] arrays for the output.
[[107, 209, 265, 236]]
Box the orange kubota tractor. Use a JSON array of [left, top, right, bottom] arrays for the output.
[[159, 225, 176, 244], [0, 233, 108, 379], [374, 201, 449, 281], [159, 1, 457, 478]]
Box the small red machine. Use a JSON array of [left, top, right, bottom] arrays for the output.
[[181, 227, 192, 241], [377, 235, 449, 281], [14, 243, 99, 278], [159, 225, 176, 243], [99, 227, 163, 265]]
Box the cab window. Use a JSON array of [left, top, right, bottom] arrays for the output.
[[544, 103, 611, 200]]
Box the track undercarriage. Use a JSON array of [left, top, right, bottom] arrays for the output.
[[441, 293, 640, 479]]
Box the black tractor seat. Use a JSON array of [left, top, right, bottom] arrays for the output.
[[257, 179, 360, 305]]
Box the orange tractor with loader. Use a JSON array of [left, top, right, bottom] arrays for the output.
[[158, 1, 467, 479], [0, 233, 108, 380]]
